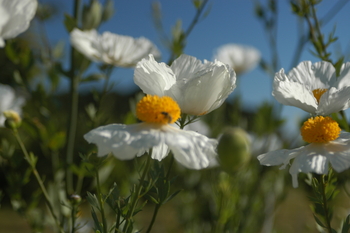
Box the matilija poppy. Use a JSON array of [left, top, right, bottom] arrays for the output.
[[0, 0, 38, 47], [258, 116, 350, 188], [213, 43, 261, 75], [0, 84, 25, 126], [70, 28, 160, 68], [273, 61, 350, 116], [134, 54, 236, 116], [84, 95, 218, 170]]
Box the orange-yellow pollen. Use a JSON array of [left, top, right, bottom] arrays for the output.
[[136, 95, 181, 124], [312, 88, 328, 103], [300, 116, 340, 143]]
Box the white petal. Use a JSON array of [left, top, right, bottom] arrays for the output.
[[287, 61, 336, 88], [257, 147, 301, 167], [99, 32, 160, 67], [70, 28, 101, 62], [0, 0, 37, 42], [169, 56, 236, 115], [273, 69, 317, 113], [164, 127, 218, 169], [134, 54, 176, 96], [84, 123, 218, 169], [317, 86, 350, 115]]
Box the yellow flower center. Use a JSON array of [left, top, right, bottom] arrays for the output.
[[136, 95, 181, 124], [312, 88, 328, 103], [300, 116, 340, 143]]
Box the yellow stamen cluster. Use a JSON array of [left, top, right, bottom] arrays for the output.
[[300, 116, 340, 143], [312, 88, 328, 103], [136, 95, 181, 124]]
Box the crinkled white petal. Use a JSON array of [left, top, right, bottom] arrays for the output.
[[0, 0, 37, 47], [70, 28, 101, 62], [84, 123, 218, 169], [213, 44, 261, 75], [70, 28, 160, 67], [258, 132, 350, 187], [317, 86, 350, 115], [287, 61, 336, 88], [0, 84, 25, 126], [134, 54, 236, 116], [134, 54, 176, 96], [273, 69, 318, 113], [273, 61, 350, 115], [169, 56, 236, 115]]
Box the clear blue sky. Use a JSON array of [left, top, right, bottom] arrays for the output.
[[43, 0, 350, 135]]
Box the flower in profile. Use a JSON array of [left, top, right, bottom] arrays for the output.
[[0, 84, 25, 126], [213, 44, 261, 75], [134, 54, 236, 116], [273, 61, 350, 116], [258, 116, 350, 187], [0, 0, 37, 47], [70, 28, 160, 68], [84, 95, 218, 169]]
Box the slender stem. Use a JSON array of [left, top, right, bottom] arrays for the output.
[[319, 175, 333, 233], [14, 131, 65, 233], [123, 155, 152, 232], [96, 170, 108, 233], [66, 0, 81, 195], [145, 204, 160, 233], [71, 205, 76, 233]]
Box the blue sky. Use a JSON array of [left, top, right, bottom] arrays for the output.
[[43, 0, 350, 134]]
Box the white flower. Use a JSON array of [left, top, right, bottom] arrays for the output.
[[84, 95, 218, 169], [273, 61, 350, 116], [258, 132, 350, 187], [258, 116, 350, 187], [0, 0, 37, 47], [213, 44, 261, 75], [0, 84, 25, 126], [70, 28, 160, 67], [134, 54, 236, 116]]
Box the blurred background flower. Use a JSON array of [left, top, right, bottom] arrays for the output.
[[70, 28, 161, 68], [213, 43, 261, 75], [0, 0, 37, 47]]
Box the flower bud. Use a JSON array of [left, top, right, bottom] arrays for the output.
[[82, 0, 103, 30], [3, 110, 22, 130], [218, 127, 250, 174], [69, 194, 82, 205], [101, 0, 114, 22]]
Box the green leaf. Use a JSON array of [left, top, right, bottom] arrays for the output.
[[64, 13, 77, 32], [341, 214, 350, 233], [313, 214, 326, 228], [86, 192, 101, 211]]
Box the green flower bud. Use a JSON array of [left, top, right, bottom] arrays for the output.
[[218, 127, 250, 174], [101, 0, 115, 22], [69, 194, 82, 205], [82, 0, 103, 30], [3, 110, 22, 130]]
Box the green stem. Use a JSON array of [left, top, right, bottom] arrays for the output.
[[66, 0, 81, 195], [71, 205, 76, 233], [123, 155, 152, 232], [14, 131, 65, 233], [319, 175, 333, 233], [96, 170, 108, 233], [145, 204, 161, 233]]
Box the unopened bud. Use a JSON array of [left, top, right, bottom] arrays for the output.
[[218, 127, 250, 174], [4, 110, 21, 129], [82, 0, 103, 30], [69, 194, 82, 205]]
